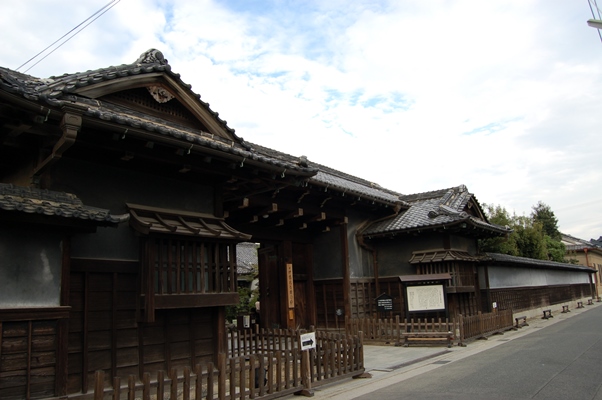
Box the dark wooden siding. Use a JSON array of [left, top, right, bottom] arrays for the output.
[[488, 283, 593, 312], [68, 259, 217, 395], [314, 279, 345, 330], [0, 320, 58, 399], [68, 260, 139, 394]]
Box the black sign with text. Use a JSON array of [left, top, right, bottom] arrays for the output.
[[375, 293, 393, 312]]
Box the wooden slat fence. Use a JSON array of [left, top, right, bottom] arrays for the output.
[[346, 316, 458, 345], [458, 310, 514, 342], [92, 328, 364, 400], [227, 326, 300, 358]]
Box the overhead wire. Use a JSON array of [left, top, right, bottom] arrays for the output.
[[17, 0, 120, 73], [588, 0, 602, 45]]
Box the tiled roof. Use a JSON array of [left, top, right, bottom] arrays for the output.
[[247, 142, 404, 205], [409, 249, 487, 264], [361, 185, 510, 236], [0, 49, 316, 176], [311, 170, 403, 205], [127, 203, 251, 240], [0, 49, 424, 209], [561, 233, 602, 252], [0, 50, 234, 133], [485, 252, 596, 273], [236, 242, 258, 275], [591, 237, 602, 247], [0, 183, 128, 224]]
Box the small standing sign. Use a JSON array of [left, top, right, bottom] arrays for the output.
[[300, 332, 316, 351], [298, 332, 316, 397], [376, 293, 393, 312]]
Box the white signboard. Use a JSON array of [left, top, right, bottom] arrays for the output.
[[300, 332, 316, 351], [407, 284, 445, 312]]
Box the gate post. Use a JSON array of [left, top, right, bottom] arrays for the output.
[[93, 370, 105, 400]]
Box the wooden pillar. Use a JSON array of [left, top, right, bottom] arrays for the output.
[[56, 235, 70, 396], [282, 241, 295, 329], [473, 265, 482, 313], [214, 307, 227, 359], [306, 244, 317, 327], [484, 265, 492, 312], [340, 223, 351, 324], [373, 247, 380, 303]]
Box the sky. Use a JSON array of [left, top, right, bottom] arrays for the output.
[[1, 0, 602, 240]]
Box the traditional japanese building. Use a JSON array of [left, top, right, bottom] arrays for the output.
[[0, 49, 595, 399], [562, 233, 602, 296], [0, 49, 316, 399]]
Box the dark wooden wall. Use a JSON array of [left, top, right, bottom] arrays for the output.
[[315, 276, 484, 330], [0, 318, 60, 399], [488, 283, 593, 312], [314, 279, 346, 330], [68, 259, 216, 395]]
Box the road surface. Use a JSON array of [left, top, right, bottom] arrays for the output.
[[355, 305, 602, 400]]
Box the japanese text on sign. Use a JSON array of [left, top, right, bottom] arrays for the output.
[[407, 284, 445, 312]]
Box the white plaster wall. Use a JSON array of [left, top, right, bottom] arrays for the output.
[[488, 266, 589, 288]]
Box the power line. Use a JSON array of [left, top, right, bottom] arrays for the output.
[[588, 0, 602, 45], [17, 0, 120, 73]]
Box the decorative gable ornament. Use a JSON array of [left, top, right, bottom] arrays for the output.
[[147, 85, 175, 103], [135, 49, 168, 65]]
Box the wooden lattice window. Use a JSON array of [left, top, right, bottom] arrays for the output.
[[416, 262, 476, 287], [147, 238, 237, 296]]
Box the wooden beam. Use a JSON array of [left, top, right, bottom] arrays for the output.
[[238, 197, 250, 209], [32, 111, 81, 177], [310, 212, 326, 222], [154, 293, 239, 308], [284, 208, 303, 219], [262, 203, 278, 215]]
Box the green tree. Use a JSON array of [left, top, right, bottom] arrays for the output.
[[480, 202, 566, 262], [531, 201, 561, 240], [545, 235, 567, 262], [513, 217, 547, 259], [479, 204, 519, 255], [531, 201, 566, 261]]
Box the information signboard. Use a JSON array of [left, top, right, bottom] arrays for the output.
[[406, 284, 445, 312], [375, 293, 393, 312]]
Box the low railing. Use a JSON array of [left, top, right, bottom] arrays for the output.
[[346, 310, 514, 346], [346, 316, 458, 345], [92, 327, 364, 400], [459, 309, 514, 341], [228, 326, 301, 358]]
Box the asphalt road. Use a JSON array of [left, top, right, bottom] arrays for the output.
[[354, 305, 602, 400]]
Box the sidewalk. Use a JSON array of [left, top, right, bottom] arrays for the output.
[[282, 302, 601, 399]]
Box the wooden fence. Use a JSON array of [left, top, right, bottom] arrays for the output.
[[93, 327, 364, 400], [346, 316, 458, 345], [346, 310, 515, 346], [458, 309, 514, 341]]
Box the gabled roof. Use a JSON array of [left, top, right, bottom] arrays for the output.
[[561, 233, 602, 253], [360, 185, 510, 238], [0, 49, 316, 177], [0, 183, 128, 226], [1, 49, 235, 139]]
